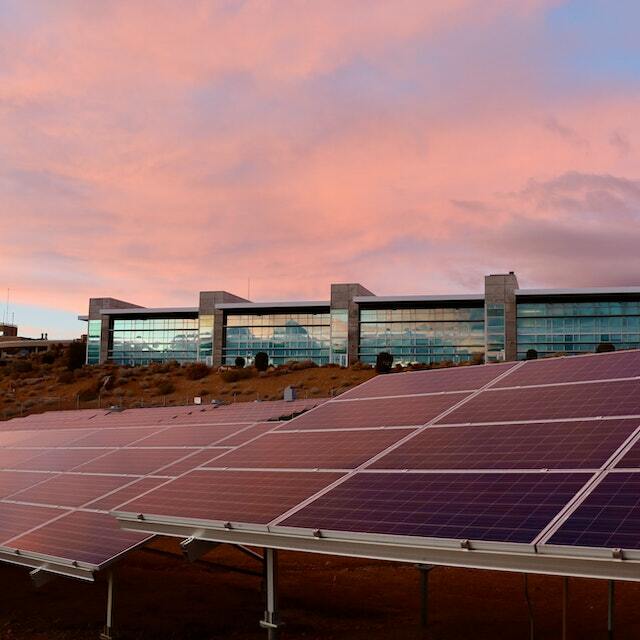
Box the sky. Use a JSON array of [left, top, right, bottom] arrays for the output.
[[1, 1, 640, 338]]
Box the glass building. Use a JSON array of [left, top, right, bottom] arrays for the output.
[[82, 278, 640, 367]]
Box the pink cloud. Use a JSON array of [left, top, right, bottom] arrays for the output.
[[1, 0, 639, 322]]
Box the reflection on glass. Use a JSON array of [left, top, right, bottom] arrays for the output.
[[223, 312, 331, 365], [516, 301, 640, 358], [359, 306, 485, 365], [87, 320, 102, 365]]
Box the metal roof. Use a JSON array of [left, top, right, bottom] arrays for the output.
[[216, 301, 330, 310]]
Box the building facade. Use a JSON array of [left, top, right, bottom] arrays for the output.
[[81, 273, 640, 367]]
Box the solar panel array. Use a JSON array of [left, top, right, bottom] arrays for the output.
[[114, 350, 640, 565], [0, 398, 324, 577]]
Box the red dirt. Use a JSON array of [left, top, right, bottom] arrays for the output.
[[0, 539, 638, 639]]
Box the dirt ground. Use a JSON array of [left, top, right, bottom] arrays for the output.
[[0, 538, 638, 640]]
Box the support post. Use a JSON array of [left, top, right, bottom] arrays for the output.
[[100, 570, 114, 640], [416, 564, 435, 628], [608, 580, 615, 640], [562, 576, 569, 640], [523, 573, 534, 640], [260, 548, 280, 639]]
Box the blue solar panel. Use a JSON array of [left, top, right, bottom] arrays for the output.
[[280, 471, 591, 544], [546, 472, 640, 550]]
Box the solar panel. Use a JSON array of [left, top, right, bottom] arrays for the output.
[[214, 422, 275, 446], [9, 474, 134, 508], [72, 448, 205, 476], [338, 362, 517, 399], [70, 427, 165, 447], [116, 469, 344, 525], [154, 448, 233, 476], [492, 350, 640, 389], [613, 438, 640, 468], [0, 502, 65, 543], [437, 380, 640, 425], [5, 511, 150, 567], [85, 477, 168, 511], [134, 423, 255, 447], [546, 472, 640, 550], [280, 471, 592, 543], [205, 428, 416, 470], [0, 471, 53, 498], [277, 393, 470, 431], [15, 448, 111, 472], [371, 419, 640, 471]]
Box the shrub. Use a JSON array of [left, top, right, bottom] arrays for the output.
[[185, 362, 210, 380], [156, 381, 176, 395], [40, 351, 57, 365], [78, 380, 102, 401], [525, 349, 538, 360], [220, 368, 254, 383], [57, 371, 74, 384], [234, 356, 246, 368], [66, 341, 87, 371], [288, 360, 318, 371], [12, 360, 33, 374], [254, 352, 269, 372], [596, 342, 615, 353], [375, 352, 394, 374]]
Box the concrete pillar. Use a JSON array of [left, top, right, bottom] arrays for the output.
[[330, 283, 374, 365], [198, 291, 249, 367], [484, 273, 519, 362]]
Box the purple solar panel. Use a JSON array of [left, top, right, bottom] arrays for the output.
[[6, 511, 150, 566], [0, 471, 53, 498], [14, 448, 110, 472], [339, 362, 517, 400], [492, 350, 640, 389], [16, 429, 97, 447], [207, 428, 415, 470], [613, 436, 640, 468], [0, 448, 46, 469], [371, 419, 640, 471], [73, 448, 197, 475], [0, 502, 65, 544], [438, 380, 640, 425], [152, 448, 232, 476], [547, 472, 640, 550], [10, 474, 134, 508], [86, 477, 168, 511], [215, 422, 275, 446], [70, 427, 165, 447], [279, 393, 469, 431], [281, 471, 591, 543], [134, 423, 254, 447], [115, 469, 343, 525]]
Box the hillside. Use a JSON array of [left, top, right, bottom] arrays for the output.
[[0, 348, 378, 420]]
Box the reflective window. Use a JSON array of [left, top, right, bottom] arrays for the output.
[[516, 301, 640, 359], [223, 311, 331, 365], [198, 315, 214, 361], [359, 306, 485, 365], [485, 303, 506, 361], [87, 320, 102, 365], [108, 316, 199, 365]]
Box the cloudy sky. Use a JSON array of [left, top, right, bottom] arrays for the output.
[[1, 0, 639, 337]]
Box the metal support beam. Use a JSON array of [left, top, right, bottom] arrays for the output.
[[523, 574, 535, 640], [233, 544, 263, 563], [99, 570, 114, 640], [181, 536, 219, 563], [259, 548, 280, 639], [29, 567, 56, 588], [416, 564, 435, 628], [561, 576, 569, 640], [608, 580, 615, 640]]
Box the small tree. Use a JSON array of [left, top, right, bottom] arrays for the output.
[[525, 349, 538, 360], [66, 342, 87, 370], [596, 342, 615, 353], [375, 351, 394, 373], [254, 352, 269, 372], [235, 356, 246, 368]]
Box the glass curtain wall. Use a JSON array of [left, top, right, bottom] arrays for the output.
[[223, 311, 331, 365], [359, 306, 485, 365], [485, 303, 506, 362], [198, 315, 214, 363], [86, 320, 102, 364], [109, 316, 199, 365], [517, 300, 640, 359]]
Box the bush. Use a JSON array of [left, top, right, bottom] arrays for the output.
[[375, 352, 394, 374], [596, 342, 615, 353], [156, 381, 176, 395], [525, 349, 538, 360], [40, 351, 57, 365], [220, 368, 254, 383], [57, 371, 74, 384], [78, 379, 102, 401], [288, 360, 318, 371], [234, 356, 246, 368], [12, 360, 33, 374], [254, 352, 269, 372], [66, 341, 87, 370], [185, 362, 210, 380]]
